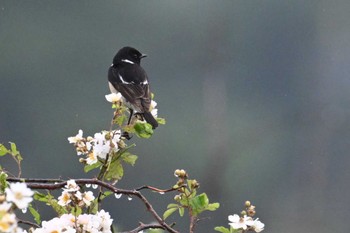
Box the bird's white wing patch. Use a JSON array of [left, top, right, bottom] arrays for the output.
[[121, 59, 135, 64], [118, 74, 132, 84]]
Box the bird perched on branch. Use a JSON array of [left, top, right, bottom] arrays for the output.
[[108, 46, 158, 129]]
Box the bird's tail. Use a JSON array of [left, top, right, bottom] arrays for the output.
[[143, 111, 158, 129]]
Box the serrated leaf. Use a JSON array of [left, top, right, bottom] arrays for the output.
[[121, 152, 138, 166], [214, 226, 230, 233], [0, 144, 9, 156], [163, 207, 177, 220], [134, 122, 153, 138], [84, 161, 102, 173], [105, 159, 123, 181], [29, 205, 41, 224], [189, 193, 209, 216]]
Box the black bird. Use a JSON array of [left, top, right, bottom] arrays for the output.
[[108, 46, 158, 129]]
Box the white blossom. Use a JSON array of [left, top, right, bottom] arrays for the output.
[[150, 100, 158, 117], [68, 129, 83, 144], [57, 190, 71, 206], [228, 214, 252, 230], [64, 179, 80, 192], [105, 93, 122, 103], [247, 218, 265, 232], [33, 210, 113, 233], [5, 182, 34, 209], [0, 212, 17, 232]]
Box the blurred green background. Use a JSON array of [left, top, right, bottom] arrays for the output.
[[1, 1, 350, 232]]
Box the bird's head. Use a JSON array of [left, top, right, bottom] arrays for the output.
[[113, 46, 147, 65]]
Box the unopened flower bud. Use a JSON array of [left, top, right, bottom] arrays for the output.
[[174, 195, 182, 201], [241, 210, 247, 216], [190, 179, 199, 189], [245, 200, 251, 207], [0, 195, 6, 202], [118, 140, 126, 148], [79, 158, 86, 163], [247, 205, 256, 217], [176, 180, 185, 186], [174, 169, 181, 177], [105, 133, 111, 140], [247, 209, 256, 217]]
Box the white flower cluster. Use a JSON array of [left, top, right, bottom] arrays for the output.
[[32, 209, 113, 233], [68, 129, 121, 165], [58, 180, 95, 207], [228, 214, 265, 232], [0, 182, 34, 233], [105, 93, 158, 118]]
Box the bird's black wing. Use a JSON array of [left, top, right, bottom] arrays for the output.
[[108, 65, 151, 112]]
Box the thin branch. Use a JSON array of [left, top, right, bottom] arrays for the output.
[[17, 219, 40, 228], [7, 178, 179, 233], [136, 184, 186, 193], [120, 222, 166, 233], [7, 178, 63, 183]]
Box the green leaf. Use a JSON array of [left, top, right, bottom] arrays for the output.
[[89, 198, 99, 214], [121, 152, 138, 166], [0, 172, 8, 192], [9, 142, 22, 161], [163, 207, 177, 220], [71, 207, 82, 216], [9, 142, 17, 154], [115, 114, 127, 126], [134, 122, 153, 138], [50, 199, 67, 216], [178, 207, 185, 217], [99, 191, 114, 201], [0, 144, 9, 156], [214, 226, 230, 233], [167, 203, 179, 209], [84, 161, 102, 173], [105, 159, 123, 181], [206, 202, 220, 211], [156, 117, 166, 125], [34, 192, 67, 215], [189, 193, 209, 216], [29, 205, 41, 224]]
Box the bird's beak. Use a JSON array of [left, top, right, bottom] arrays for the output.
[[140, 54, 147, 58]]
